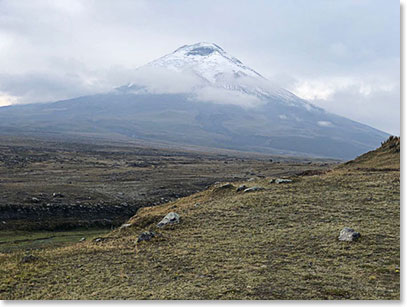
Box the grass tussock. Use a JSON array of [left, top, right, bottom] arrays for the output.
[[0, 139, 400, 300]]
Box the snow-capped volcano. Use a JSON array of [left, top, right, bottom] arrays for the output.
[[0, 42, 389, 159], [148, 42, 264, 83], [124, 42, 300, 104]]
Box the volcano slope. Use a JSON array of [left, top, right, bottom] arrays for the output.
[[0, 137, 399, 300]]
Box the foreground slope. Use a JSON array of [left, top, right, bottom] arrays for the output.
[[0, 137, 399, 299]]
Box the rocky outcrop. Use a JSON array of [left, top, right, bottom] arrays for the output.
[[0, 202, 139, 231]]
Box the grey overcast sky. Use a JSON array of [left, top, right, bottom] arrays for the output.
[[0, 0, 400, 134]]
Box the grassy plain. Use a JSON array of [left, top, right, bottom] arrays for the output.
[[0, 137, 399, 299]]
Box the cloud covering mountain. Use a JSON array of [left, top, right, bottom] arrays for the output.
[[0, 0, 399, 134], [0, 42, 389, 159]]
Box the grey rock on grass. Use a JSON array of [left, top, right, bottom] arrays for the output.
[[243, 186, 265, 193], [21, 255, 39, 263], [137, 231, 156, 242], [119, 223, 132, 230], [275, 179, 293, 184], [236, 184, 247, 192], [338, 227, 361, 241], [214, 183, 234, 192], [157, 212, 180, 228]]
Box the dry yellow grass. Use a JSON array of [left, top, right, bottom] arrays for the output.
[[0, 137, 400, 299]]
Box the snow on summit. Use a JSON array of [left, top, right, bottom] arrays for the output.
[[147, 42, 264, 83], [122, 42, 316, 109]]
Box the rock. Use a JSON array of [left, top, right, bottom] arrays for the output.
[[247, 178, 256, 182], [137, 231, 156, 243], [157, 212, 180, 228], [275, 179, 292, 184], [52, 192, 64, 198], [21, 255, 39, 263], [214, 183, 234, 191], [94, 238, 104, 243], [243, 186, 264, 193], [31, 197, 40, 203], [79, 237, 86, 242], [338, 227, 361, 241], [236, 184, 247, 192], [119, 223, 132, 230]]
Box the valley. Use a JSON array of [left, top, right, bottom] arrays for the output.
[[0, 135, 334, 233]]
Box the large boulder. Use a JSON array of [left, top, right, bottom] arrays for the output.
[[338, 227, 361, 241], [157, 212, 180, 228]]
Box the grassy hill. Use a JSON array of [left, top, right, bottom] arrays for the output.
[[0, 137, 400, 299]]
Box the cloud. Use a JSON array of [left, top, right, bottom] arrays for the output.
[[128, 66, 202, 94], [121, 66, 264, 107], [317, 121, 333, 127], [0, 0, 399, 133], [0, 92, 16, 107], [194, 86, 263, 107], [293, 79, 400, 135], [296, 76, 397, 99]]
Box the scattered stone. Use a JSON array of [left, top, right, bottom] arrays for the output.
[[243, 186, 265, 193], [194, 203, 200, 207], [137, 231, 156, 243], [94, 237, 104, 243], [79, 237, 86, 242], [236, 184, 247, 192], [157, 212, 180, 228], [247, 178, 256, 182], [21, 255, 39, 263], [52, 192, 64, 198], [338, 227, 361, 242], [275, 179, 293, 184], [31, 197, 40, 203], [119, 223, 132, 230], [214, 183, 234, 191]]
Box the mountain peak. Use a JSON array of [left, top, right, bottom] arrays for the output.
[[144, 42, 265, 87], [173, 42, 224, 55]]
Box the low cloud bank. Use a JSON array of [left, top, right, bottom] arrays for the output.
[[123, 66, 266, 108]]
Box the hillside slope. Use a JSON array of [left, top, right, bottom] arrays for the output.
[[342, 136, 400, 170], [0, 137, 399, 299]]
